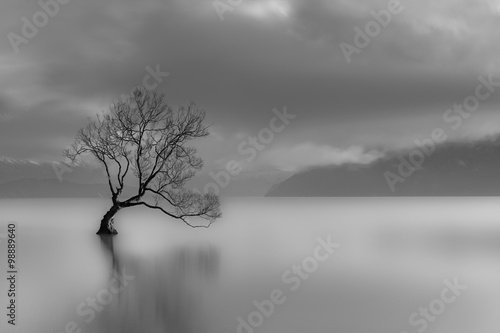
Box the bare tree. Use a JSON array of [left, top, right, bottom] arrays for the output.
[[66, 88, 221, 234]]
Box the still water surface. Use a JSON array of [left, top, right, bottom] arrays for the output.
[[0, 197, 499, 333]]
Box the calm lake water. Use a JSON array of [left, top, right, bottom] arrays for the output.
[[0, 197, 499, 333]]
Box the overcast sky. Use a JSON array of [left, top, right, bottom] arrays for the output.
[[1, 0, 499, 173]]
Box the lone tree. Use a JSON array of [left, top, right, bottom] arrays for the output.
[[65, 89, 221, 234]]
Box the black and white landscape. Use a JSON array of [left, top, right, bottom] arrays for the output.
[[1, 1, 500, 333]]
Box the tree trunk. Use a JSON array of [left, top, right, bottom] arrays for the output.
[[96, 204, 120, 235]]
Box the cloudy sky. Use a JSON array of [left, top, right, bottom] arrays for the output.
[[1, 0, 500, 173]]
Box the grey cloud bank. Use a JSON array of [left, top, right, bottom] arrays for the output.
[[1, 0, 499, 177]]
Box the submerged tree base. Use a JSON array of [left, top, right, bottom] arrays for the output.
[[96, 217, 118, 235], [96, 228, 118, 235]]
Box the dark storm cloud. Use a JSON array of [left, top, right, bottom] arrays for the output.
[[1, 0, 499, 169]]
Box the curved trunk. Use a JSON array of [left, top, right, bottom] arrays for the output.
[[96, 204, 120, 234]]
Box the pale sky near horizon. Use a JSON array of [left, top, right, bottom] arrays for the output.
[[1, 0, 500, 173]]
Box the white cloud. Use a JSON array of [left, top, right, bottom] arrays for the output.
[[262, 143, 383, 171], [239, 0, 291, 19]]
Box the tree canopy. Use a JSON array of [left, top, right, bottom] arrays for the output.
[[66, 88, 221, 230]]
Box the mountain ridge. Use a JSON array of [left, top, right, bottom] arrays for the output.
[[267, 137, 500, 197]]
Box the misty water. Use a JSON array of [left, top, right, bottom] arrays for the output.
[[1, 197, 499, 333]]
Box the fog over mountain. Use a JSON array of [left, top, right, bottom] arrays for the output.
[[0, 157, 106, 184], [267, 137, 500, 197], [4, 136, 500, 197], [0, 179, 137, 199], [0, 157, 290, 197]]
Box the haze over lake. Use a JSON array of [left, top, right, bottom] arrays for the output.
[[1, 197, 499, 333]]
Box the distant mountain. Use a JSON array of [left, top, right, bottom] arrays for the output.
[[0, 179, 137, 198], [0, 157, 106, 184], [0, 157, 292, 197], [267, 138, 500, 197]]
